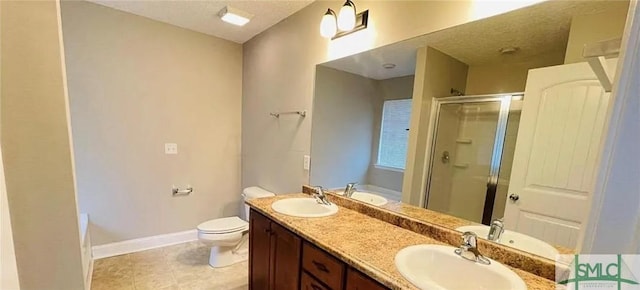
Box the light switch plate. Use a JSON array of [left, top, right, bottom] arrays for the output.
[[165, 143, 178, 154], [303, 155, 311, 170]]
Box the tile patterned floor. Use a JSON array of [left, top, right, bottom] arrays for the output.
[[91, 241, 248, 290]]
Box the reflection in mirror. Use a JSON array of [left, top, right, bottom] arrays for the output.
[[310, 0, 629, 260], [310, 64, 414, 203], [426, 94, 518, 225]]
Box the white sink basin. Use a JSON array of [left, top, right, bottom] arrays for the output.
[[335, 190, 388, 206], [271, 198, 338, 218], [456, 225, 559, 260], [395, 244, 526, 290]]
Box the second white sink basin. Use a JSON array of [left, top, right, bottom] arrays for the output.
[[456, 225, 559, 260], [271, 198, 338, 218], [336, 190, 388, 206], [395, 244, 526, 290]]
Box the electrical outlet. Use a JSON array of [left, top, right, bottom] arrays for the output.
[[165, 143, 178, 154], [303, 155, 311, 170]]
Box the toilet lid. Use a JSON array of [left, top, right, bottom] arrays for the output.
[[197, 216, 248, 234]]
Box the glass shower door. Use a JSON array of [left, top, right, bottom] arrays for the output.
[[425, 95, 512, 224]]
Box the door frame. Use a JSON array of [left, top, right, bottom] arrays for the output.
[[422, 93, 521, 224], [581, 0, 640, 254]]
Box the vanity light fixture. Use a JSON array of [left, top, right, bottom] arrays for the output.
[[320, 9, 337, 38], [338, 0, 357, 31], [218, 6, 253, 26], [320, 0, 369, 40]]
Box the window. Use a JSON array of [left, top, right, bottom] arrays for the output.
[[377, 99, 412, 170]]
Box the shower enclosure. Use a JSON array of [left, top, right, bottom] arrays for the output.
[[424, 93, 523, 224]]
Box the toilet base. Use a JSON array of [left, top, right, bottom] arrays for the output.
[[208, 239, 249, 268]]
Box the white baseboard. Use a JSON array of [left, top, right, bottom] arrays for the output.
[[92, 230, 198, 259]]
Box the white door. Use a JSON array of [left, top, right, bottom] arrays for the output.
[[503, 59, 617, 249]]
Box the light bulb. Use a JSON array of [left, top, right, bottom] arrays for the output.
[[337, 0, 356, 31], [320, 9, 337, 38]]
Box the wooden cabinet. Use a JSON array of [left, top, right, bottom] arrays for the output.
[[301, 272, 330, 290], [271, 222, 301, 289], [249, 209, 390, 290], [302, 242, 345, 290], [345, 268, 387, 290], [249, 210, 272, 290], [249, 210, 301, 290]]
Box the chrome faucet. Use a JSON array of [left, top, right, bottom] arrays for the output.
[[344, 182, 357, 197], [313, 186, 332, 206], [488, 218, 505, 242], [454, 231, 491, 265]]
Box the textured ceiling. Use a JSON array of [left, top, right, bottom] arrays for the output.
[[323, 0, 628, 80], [88, 0, 313, 43]]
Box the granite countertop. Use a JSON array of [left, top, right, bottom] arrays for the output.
[[246, 194, 556, 290], [357, 197, 575, 256]]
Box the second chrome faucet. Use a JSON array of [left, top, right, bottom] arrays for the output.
[[455, 231, 491, 265], [313, 186, 332, 205], [344, 182, 357, 197]]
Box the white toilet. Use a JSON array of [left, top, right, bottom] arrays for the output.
[[197, 186, 275, 268]]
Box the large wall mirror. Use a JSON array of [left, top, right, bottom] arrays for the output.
[[310, 0, 629, 261]]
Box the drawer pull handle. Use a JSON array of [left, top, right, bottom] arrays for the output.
[[310, 284, 323, 290], [312, 260, 329, 273]]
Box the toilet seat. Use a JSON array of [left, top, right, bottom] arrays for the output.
[[197, 216, 248, 234]]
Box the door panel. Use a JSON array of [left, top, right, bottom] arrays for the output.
[[249, 210, 272, 290], [271, 221, 302, 289], [504, 59, 617, 248]]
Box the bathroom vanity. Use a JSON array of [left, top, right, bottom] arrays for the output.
[[249, 209, 387, 290], [246, 194, 555, 290]]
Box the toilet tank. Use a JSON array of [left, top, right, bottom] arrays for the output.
[[242, 187, 275, 220]]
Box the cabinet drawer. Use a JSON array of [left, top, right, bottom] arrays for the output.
[[301, 271, 331, 290], [302, 242, 346, 290]]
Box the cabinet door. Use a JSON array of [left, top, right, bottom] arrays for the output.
[[345, 268, 388, 290], [249, 210, 272, 290], [271, 221, 302, 290]]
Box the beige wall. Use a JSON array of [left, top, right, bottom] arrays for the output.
[[61, 1, 242, 245], [310, 66, 378, 188], [1, 1, 85, 289], [242, 0, 541, 194], [378, 75, 415, 101], [0, 4, 20, 289], [402, 47, 468, 205], [564, 2, 629, 64], [465, 51, 565, 95]]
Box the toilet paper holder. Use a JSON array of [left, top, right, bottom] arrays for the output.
[[172, 185, 193, 196]]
